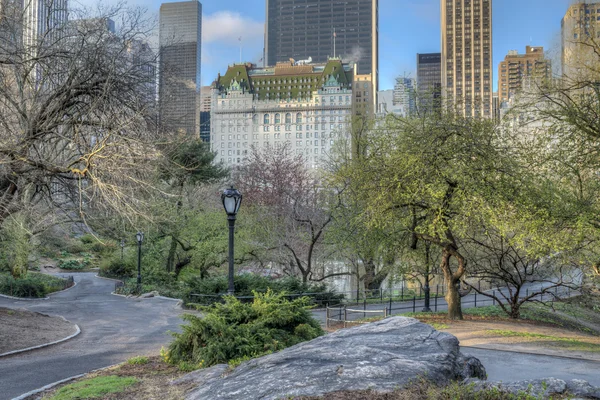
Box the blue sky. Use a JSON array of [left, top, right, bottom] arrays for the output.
[[113, 0, 574, 90]]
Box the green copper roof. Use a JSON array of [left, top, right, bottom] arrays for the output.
[[217, 60, 354, 101]]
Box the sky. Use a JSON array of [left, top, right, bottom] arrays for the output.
[[81, 0, 576, 90]]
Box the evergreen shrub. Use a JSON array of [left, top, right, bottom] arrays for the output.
[[167, 290, 324, 369], [183, 274, 344, 306]]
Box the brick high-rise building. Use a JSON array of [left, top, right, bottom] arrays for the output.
[[498, 46, 550, 104], [265, 0, 378, 99], [441, 0, 493, 118], [159, 1, 202, 136], [561, 1, 600, 79]]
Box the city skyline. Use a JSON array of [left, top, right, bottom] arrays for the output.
[[191, 0, 573, 90], [82, 0, 574, 90]]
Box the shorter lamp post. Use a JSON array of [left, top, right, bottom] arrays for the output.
[[136, 232, 144, 291], [120, 239, 125, 261], [221, 186, 242, 295]]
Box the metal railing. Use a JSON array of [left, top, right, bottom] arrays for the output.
[[324, 284, 580, 327]]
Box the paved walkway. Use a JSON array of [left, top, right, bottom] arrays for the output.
[[0, 273, 190, 400], [464, 347, 600, 386]]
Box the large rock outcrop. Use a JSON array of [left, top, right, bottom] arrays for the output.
[[182, 317, 486, 400]]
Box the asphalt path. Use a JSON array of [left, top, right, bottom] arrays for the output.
[[464, 347, 600, 386], [0, 273, 189, 400]]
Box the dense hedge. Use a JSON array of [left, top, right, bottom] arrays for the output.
[[183, 274, 344, 307], [0, 273, 70, 298], [167, 290, 324, 369]]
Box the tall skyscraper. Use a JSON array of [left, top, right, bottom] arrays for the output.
[[392, 77, 416, 116], [22, 0, 68, 47], [416, 53, 441, 112], [159, 1, 202, 136], [498, 46, 550, 104], [199, 86, 211, 142], [441, 0, 493, 118], [561, 2, 600, 79], [265, 0, 378, 93]]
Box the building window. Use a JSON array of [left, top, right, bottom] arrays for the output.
[[264, 114, 270, 124], [275, 113, 281, 124], [296, 113, 302, 123], [285, 113, 292, 124]]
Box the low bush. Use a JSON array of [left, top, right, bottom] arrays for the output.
[[0, 272, 70, 298], [99, 255, 135, 279], [58, 258, 91, 271], [183, 274, 344, 306], [167, 290, 324, 369], [0, 214, 31, 278]]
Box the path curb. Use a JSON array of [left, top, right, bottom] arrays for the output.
[[0, 279, 77, 301], [0, 293, 49, 301], [0, 324, 81, 358]]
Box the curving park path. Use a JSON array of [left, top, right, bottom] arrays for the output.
[[1, 273, 598, 399], [0, 273, 189, 400]]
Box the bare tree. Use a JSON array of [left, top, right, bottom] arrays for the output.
[[235, 144, 348, 283], [462, 226, 581, 319], [0, 3, 160, 233]]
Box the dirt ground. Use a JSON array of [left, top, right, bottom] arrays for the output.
[[0, 307, 78, 354], [439, 319, 600, 361]]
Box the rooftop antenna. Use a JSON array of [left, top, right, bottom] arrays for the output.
[[333, 28, 337, 58]]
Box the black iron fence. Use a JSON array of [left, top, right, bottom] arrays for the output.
[[325, 284, 580, 327], [188, 281, 492, 309]]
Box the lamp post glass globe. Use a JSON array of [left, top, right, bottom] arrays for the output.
[[221, 186, 242, 216], [136, 231, 144, 244]]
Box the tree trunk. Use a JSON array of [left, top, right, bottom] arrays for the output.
[[302, 271, 309, 284], [174, 256, 191, 277], [509, 305, 521, 319], [165, 235, 177, 273], [440, 248, 464, 320]]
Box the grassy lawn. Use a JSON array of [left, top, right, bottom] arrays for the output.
[[38, 356, 195, 400], [46, 376, 138, 400]]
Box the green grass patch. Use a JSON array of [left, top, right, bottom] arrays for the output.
[[127, 356, 149, 365], [484, 329, 600, 352], [46, 376, 138, 400]]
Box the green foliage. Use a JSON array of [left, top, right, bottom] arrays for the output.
[[58, 258, 91, 270], [79, 234, 95, 244], [167, 290, 324, 368], [0, 272, 69, 298], [127, 356, 149, 365], [158, 138, 228, 187], [99, 253, 136, 279], [183, 274, 343, 306], [47, 376, 138, 400], [0, 215, 31, 278]]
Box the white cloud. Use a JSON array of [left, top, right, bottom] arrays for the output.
[[202, 11, 263, 46]]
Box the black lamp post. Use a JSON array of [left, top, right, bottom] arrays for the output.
[[422, 243, 432, 312], [136, 232, 144, 290], [221, 186, 242, 295], [120, 239, 125, 261]]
